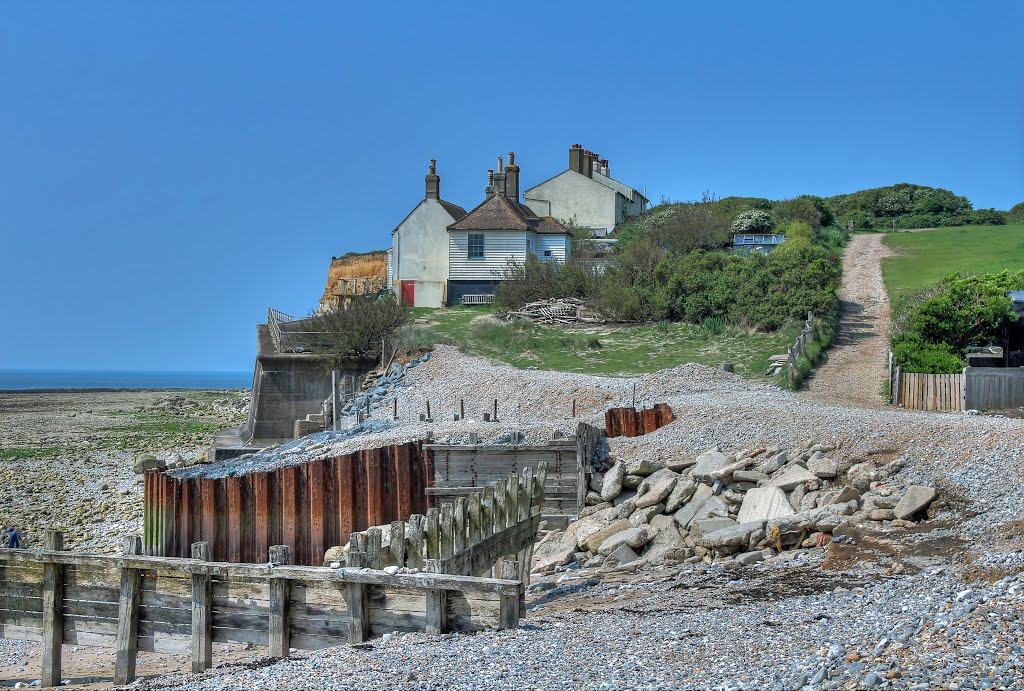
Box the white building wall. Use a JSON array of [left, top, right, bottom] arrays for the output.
[[535, 233, 570, 263], [390, 199, 455, 307], [524, 171, 617, 231], [448, 231, 530, 280]]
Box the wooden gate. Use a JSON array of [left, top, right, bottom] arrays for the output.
[[892, 370, 965, 412]]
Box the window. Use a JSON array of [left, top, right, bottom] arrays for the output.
[[468, 234, 484, 259], [543, 250, 552, 257]]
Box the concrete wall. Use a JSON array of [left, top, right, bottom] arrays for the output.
[[391, 199, 454, 307], [524, 170, 617, 230]]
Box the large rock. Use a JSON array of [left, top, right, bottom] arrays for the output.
[[755, 451, 787, 475], [665, 456, 697, 472], [643, 522, 690, 565], [893, 485, 938, 520], [737, 487, 795, 524], [623, 459, 655, 477], [698, 521, 766, 550], [581, 519, 632, 552], [323, 545, 346, 566], [564, 507, 616, 547], [604, 543, 640, 567], [664, 478, 697, 513], [637, 468, 679, 495], [733, 469, 768, 484], [635, 476, 677, 509], [133, 453, 165, 474], [629, 503, 665, 527], [597, 525, 657, 556], [613, 489, 637, 507], [769, 465, 819, 491], [807, 456, 838, 479], [690, 517, 737, 540], [532, 541, 578, 573], [650, 514, 677, 532], [673, 485, 728, 530], [692, 449, 732, 483], [601, 463, 625, 502]]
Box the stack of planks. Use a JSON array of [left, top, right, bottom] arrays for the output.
[[505, 298, 605, 324], [605, 403, 675, 438]]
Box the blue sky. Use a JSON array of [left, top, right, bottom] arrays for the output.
[[1, 2, 1021, 372]]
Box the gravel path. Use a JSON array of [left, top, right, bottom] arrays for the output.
[[802, 233, 894, 408]]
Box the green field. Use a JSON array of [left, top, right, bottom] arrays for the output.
[[882, 224, 1024, 308], [405, 308, 800, 379]]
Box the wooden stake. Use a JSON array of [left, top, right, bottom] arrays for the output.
[[424, 559, 447, 635], [190, 541, 213, 672], [493, 399, 498, 422], [499, 560, 520, 629], [41, 529, 64, 689], [345, 550, 368, 643], [114, 536, 143, 685], [268, 544, 291, 658], [460, 399, 465, 419]]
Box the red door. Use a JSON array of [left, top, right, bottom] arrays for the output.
[[400, 281, 415, 307]]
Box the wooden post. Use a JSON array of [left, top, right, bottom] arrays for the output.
[[506, 473, 519, 529], [440, 504, 454, 559], [426, 400, 432, 420], [345, 549, 368, 643], [190, 541, 212, 672], [425, 508, 440, 560], [499, 560, 520, 629], [424, 559, 447, 635], [481, 486, 495, 537], [389, 521, 406, 568], [365, 527, 383, 570], [268, 544, 291, 658], [518, 467, 533, 521], [393, 398, 398, 420], [460, 399, 465, 419], [493, 399, 498, 422], [406, 514, 425, 569], [331, 370, 341, 431], [467, 493, 482, 546], [114, 536, 143, 685], [41, 529, 64, 689], [576, 423, 588, 514], [572, 399, 576, 417], [453, 497, 467, 554]]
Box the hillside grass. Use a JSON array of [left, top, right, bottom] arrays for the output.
[[406, 308, 800, 380], [882, 224, 1024, 309]]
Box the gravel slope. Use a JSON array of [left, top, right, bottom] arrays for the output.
[[801, 233, 894, 408]]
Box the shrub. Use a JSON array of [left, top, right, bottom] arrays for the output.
[[586, 337, 603, 349], [970, 208, 1007, 226], [306, 293, 409, 366], [817, 225, 849, 248], [891, 333, 964, 374], [731, 209, 774, 234], [773, 196, 826, 230], [1007, 202, 1024, 224]]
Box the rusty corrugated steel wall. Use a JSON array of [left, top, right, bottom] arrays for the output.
[[144, 442, 430, 566], [604, 403, 674, 438]]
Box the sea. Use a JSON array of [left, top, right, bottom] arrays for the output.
[[0, 370, 251, 391]]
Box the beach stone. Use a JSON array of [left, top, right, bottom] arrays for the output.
[[634, 477, 676, 509], [692, 449, 731, 483], [613, 489, 637, 507], [581, 519, 632, 552], [828, 486, 861, 505], [532, 541, 577, 573], [690, 517, 736, 540], [132, 454, 164, 474], [564, 507, 616, 547], [769, 465, 818, 491], [621, 474, 643, 490], [737, 487, 795, 523], [893, 485, 938, 520], [643, 522, 690, 565], [664, 478, 697, 513], [629, 503, 664, 527], [755, 451, 787, 475], [698, 521, 765, 550], [322, 545, 346, 566], [601, 463, 625, 502], [807, 456, 838, 478], [732, 469, 768, 484], [664, 456, 697, 472], [604, 543, 639, 566], [623, 459, 654, 477], [650, 514, 676, 532], [673, 485, 727, 530], [597, 525, 657, 556], [735, 550, 765, 566], [637, 468, 678, 494]]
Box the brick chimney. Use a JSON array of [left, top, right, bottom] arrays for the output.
[[569, 143, 584, 175], [600, 158, 609, 177], [492, 155, 507, 198], [504, 151, 519, 200], [582, 150, 594, 178], [485, 169, 495, 197], [425, 159, 440, 199]]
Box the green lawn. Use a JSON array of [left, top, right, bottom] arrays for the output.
[[882, 224, 1024, 308], [405, 307, 800, 379]]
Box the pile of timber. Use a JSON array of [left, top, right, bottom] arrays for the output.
[[506, 298, 605, 325]]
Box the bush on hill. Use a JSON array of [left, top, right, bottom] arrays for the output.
[[731, 209, 774, 233], [1007, 202, 1024, 224], [306, 293, 409, 365]]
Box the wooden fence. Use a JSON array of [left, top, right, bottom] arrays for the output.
[[890, 362, 965, 412], [964, 367, 1024, 411], [145, 442, 431, 565], [785, 311, 818, 385], [0, 465, 545, 687], [604, 404, 674, 438]]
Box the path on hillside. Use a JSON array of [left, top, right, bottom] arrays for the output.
[[801, 233, 894, 407]]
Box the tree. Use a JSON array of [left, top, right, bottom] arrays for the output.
[[306, 293, 409, 366], [731, 209, 774, 233]]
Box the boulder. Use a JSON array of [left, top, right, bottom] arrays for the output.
[[565, 507, 616, 548], [755, 451, 787, 475], [735, 550, 765, 566], [323, 545, 346, 566], [867, 508, 893, 522], [611, 500, 637, 520], [847, 461, 877, 491], [579, 502, 612, 518], [650, 514, 677, 532], [601, 463, 625, 502], [589, 473, 604, 493], [581, 519, 632, 552], [585, 491, 603, 506], [604, 543, 640, 567], [673, 486, 728, 530], [623, 459, 655, 477], [613, 489, 637, 507], [737, 487, 795, 524], [808, 456, 838, 479], [664, 478, 697, 513], [629, 503, 665, 528], [665, 456, 697, 472], [597, 525, 657, 556], [733, 470, 768, 484], [622, 475, 644, 490], [893, 486, 938, 520], [692, 449, 732, 483], [637, 468, 679, 494], [690, 517, 737, 540], [635, 477, 677, 509], [698, 521, 765, 550], [643, 522, 690, 565], [133, 454, 165, 474], [532, 541, 578, 573], [827, 486, 861, 505], [769, 465, 819, 491]]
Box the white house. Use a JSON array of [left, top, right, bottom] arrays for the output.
[[387, 160, 467, 307], [446, 152, 571, 305], [523, 144, 647, 236]]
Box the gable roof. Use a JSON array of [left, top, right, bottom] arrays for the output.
[[524, 168, 647, 204], [447, 193, 569, 235], [391, 197, 468, 235]]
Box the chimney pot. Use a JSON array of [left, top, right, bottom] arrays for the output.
[[425, 159, 440, 199]]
